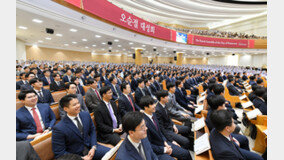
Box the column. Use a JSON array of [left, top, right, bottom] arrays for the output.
[[176, 52, 183, 66], [135, 49, 143, 65]]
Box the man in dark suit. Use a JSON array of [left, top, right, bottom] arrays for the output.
[[118, 83, 141, 118], [41, 70, 54, 86], [30, 78, 55, 104], [16, 90, 56, 141], [131, 72, 139, 92], [249, 76, 257, 86], [59, 83, 88, 119], [155, 90, 193, 150], [52, 94, 110, 159], [50, 73, 65, 92], [153, 75, 162, 91], [115, 111, 160, 160], [252, 87, 267, 115], [227, 78, 242, 96], [209, 110, 263, 160], [94, 74, 103, 90], [16, 73, 27, 90], [20, 72, 35, 91], [30, 67, 43, 79], [94, 86, 123, 146], [62, 69, 73, 83], [135, 78, 147, 107], [109, 76, 122, 101], [140, 96, 192, 160], [242, 72, 248, 81], [149, 76, 158, 96], [174, 80, 195, 113], [71, 77, 85, 96], [85, 79, 102, 113]]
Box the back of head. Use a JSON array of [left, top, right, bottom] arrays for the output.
[[122, 111, 144, 134], [156, 90, 169, 101], [166, 82, 175, 91], [256, 78, 263, 84], [207, 95, 226, 110], [99, 86, 111, 97], [212, 84, 224, 95], [210, 110, 233, 132], [254, 87, 266, 97]]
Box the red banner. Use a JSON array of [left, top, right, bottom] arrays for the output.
[[65, 0, 81, 8], [191, 35, 249, 48]]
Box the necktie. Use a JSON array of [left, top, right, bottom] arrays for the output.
[[47, 78, 51, 84], [38, 91, 43, 99], [229, 135, 240, 146], [138, 143, 146, 160], [141, 88, 145, 96], [56, 81, 60, 86], [107, 103, 117, 128], [31, 108, 43, 133], [74, 117, 83, 135], [152, 117, 158, 131], [94, 89, 101, 100], [128, 95, 135, 111], [77, 86, 81, 94]]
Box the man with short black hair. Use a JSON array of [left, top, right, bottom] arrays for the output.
[[17, 90, 56, 141], [52, 94, 110, 159], [41, 70, 53, 86], [17, 73, 27, 90], [141, 96, 192, 160], [135, 78, 146, 106], [50, 73, 65, 92], [227, 78, 242, 96], [109, 76, 122, 100], [85, 79, 102, 113], [209, 110, 263, 160], [20, 72, 35, 91], [252, 87, 267, 115], [115, 112, 159, 160], [174, 80, 195, 113], [94, 86, 122, 146], [30, 78, 54, 104], [62, 69, 73, 83]]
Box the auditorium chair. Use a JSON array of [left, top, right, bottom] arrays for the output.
[[201, 110, 208, 119], [51, 90, 67, 103], [30, 132, 54, 160], [16, 90, 20, 99], [162, 80, 167, 90], [223, 86, 240, 108], [16, 99, 24, 110], [43, 85, 50, 90], [83, 85, 90, 94], [186, 89, 191, 96], [50, 103, 60, 124], [198, 84, 204, 95]]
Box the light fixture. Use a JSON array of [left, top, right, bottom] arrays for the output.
[[64, 44, 69, 46], [82, 39, 87, 41], [101, 48, 105, 50], [72, 41, 77, 44], [102, 42, 106, 45], [56, 34, 63, 37], [32, 44, 38, 47], [142, 45, 146, 47], [114, 39, 119, 42], [45, 37, 51, 40], [32, 19, 43, 23], [85, 46, 89, 48], [95, 35, 101, 38], [118, 45, 122, 47], [70, 28, 77, 32], [129, 42, 133, 45], [92, 44, 96, 47], [38, 40, 43, 43], [18, 26, 27, 30]]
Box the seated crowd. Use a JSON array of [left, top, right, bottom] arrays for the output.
[[16, 61, 267, 160]]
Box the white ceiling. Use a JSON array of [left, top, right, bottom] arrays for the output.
[[108, 0, 267, 28], [16, 0, 266, 59]]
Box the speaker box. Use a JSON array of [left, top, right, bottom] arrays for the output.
[[133, 53, 136, 59], [153, 49, 157, 52], [173, 51, 176, 54], [206, 53, 210, 55], [107, 41, 112, 45], [46, 28, 54, 34], [174, 56, 177, 61]]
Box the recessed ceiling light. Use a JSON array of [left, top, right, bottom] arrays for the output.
[[72, 41, 77, 44], [109, 47, 112, 49], [32, 19, 43, 23], [123, 49, 126, 51], [95, 35, 101, 38], [114, 39, 119, 42], [101, 48, 105, 50], [32, 44, 38, 47], [85, 46, 89, 48], [163, 48, 167, 50], [82, 39, 87, 41], [116, 50, 119, 52], [153, 47, 157, 48], [70, 28, 77, 32], [45, 37, 51, 40], [18, 26, 27, 30], [56, 34, 62, 37], [129, 42, 133, 45], [118, 45, 121, 47], [102, 42, 106, 45], [142, 45, 146, 47], [92, 44, 96, 47], [64, 44, 69, 46], [38, 40, 43, 43]]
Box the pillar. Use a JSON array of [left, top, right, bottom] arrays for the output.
[[135, 49, 143, 65], [176, 52, 183, 66]]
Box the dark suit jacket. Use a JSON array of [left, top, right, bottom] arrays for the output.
[[154, 81, 162, 91], [143, 113, 167, 155], [41, 76, 54, 86], [155, 103, 174, 142], [110, 84, 122, 100], [36, 89, 55, 104], [249, 81, 257, 86], [252, 97, 267, 115], [248, 92, 257, 102], [227, 83, 241, 96], [85, 88, 101, 113], [16, 80, 27, 90], [52, 111, 98, 158], [202, 82, 208, 91], [130, 79, 138, 92], [115, 137, 158, 160], [242, 75, 248, 81], [150, 84, 158, 96], [94, 100, 121, 142], [59, 94, 88, 119], [175, 88, 190, 110], [49, 81, 65, 92], [16, 103, 56, 141], [76, 84, 85, 96], [209, 129, 245, 160], [118, 94, 141, 118], [135, 87, 146, 107], [62, 75, 72, 83], [20, 84, 33, 91]]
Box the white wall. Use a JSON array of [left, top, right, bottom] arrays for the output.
[[208, 53, 267, 67], [16, 39, 26, 61]]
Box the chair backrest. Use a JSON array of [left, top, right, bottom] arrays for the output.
[[50, 104, 60, 123], [83, 85, 90, 94], [186, 89, 191, 95], [162, 80, 167, 90], [43, 85, 50, 90], [16, 90, 20, 99], [16, 99, 24, 110], [102, 139, 124, 160], [30, 132, 54, 160], [51, 91, 67, 103], [201, 110, 208, 119]]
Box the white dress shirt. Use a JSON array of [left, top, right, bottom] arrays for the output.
[[127, 135, 146, 159], [67, 114, 83, 128], [25, 105, 45, 130]]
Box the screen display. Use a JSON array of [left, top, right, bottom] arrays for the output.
[[176, 32, 187, 43]]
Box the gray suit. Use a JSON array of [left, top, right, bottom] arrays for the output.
[[59, 94, 89, 119], [85, 88, 101, 113], [16, 141, 40, 160], [166, 93, 193, 122]]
